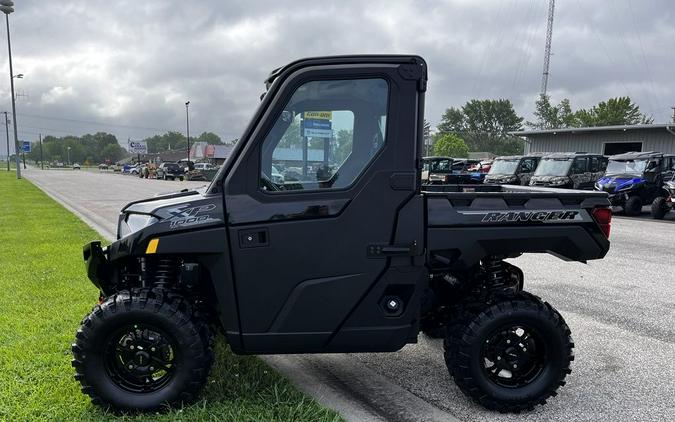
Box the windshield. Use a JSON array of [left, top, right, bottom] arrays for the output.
[[606, 159, 647, 175], [488, 159, 519, 175], [429, 159, 452, 172], [534, 159, 572, 176]]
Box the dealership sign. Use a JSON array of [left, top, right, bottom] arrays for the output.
[[303, 111, 332, 138], [128, 141, 148, 154]]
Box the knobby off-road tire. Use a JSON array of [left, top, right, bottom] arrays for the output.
[[72, 289, 214, 412], [624, 196, 643, 216], [650, 197, 668, 219], [444, 292, 573, 412]]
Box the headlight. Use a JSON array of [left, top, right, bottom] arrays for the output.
[[118, 213, 158, 238]]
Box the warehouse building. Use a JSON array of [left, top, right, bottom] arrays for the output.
[[510, 124, 675, 156]]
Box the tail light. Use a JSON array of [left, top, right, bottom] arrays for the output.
[[592, 207, 612, 238]]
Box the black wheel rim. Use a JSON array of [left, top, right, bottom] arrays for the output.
[[103, 323, 177, 393], [480, 324, 546, 388]]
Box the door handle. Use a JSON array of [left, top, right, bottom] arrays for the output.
[[239, 228, 269, 248], [368, 241, 418, 258]]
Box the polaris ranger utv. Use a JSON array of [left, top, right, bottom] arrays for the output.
[[484, 154, 542, 186], [595, 152, 674, 216], [73, 55, 612, 413], [530, 152, 607, 189]]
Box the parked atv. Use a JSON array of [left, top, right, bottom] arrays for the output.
[[72, 55, 612, 414], [530, 152, 607, 189], [484, 154, 542, 186], [595, 152, 674, 216], [651, 180, 675, 219]]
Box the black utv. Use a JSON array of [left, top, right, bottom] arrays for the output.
[[73, 56, 612, 414], [530, 152, 608, 189], [650, 155, 675, 219], [484, 154, 542, 185], [595, 152, 675, 216]]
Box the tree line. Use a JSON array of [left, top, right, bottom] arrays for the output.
[[25, 131, 227, 165], [430, 95, 652, 158]]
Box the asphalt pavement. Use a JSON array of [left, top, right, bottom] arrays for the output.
[[23, 168, 675, 422]]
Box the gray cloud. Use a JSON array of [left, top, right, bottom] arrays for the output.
[[0, 0, 672, 149]]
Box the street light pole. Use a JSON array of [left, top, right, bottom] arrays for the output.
[[185, 101, 190, 164], [1, 1, 20, 178], [67, 146, 71, 166]]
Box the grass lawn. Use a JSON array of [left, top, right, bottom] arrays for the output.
[[0, 172, 342, 421]]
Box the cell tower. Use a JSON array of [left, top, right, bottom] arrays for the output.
[[540, 0, 555, 96]]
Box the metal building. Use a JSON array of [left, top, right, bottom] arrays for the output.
[[510, 124, 675, 156]]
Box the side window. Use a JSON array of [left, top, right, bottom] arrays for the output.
[[571, 158, 587, 174], [599, 157, 608, 171], [590, 157, 599, 173], [520, 159, 534, 173], [260, 78, 388, 192], [668, 158, 675, 172]]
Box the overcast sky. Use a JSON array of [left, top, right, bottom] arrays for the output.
[[1, 0, 673, 151]]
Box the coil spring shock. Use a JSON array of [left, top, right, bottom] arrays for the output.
[[154, 258, 178, 289], [483, 256, 507, 289]]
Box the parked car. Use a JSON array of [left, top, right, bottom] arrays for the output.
[[595, 152, 675, 216], [484, 154, 541, 185], [98, 163, 109, 170], [74, 55, 613, 414], [193, 162, 214, 171], [72, 163, 81, 170], [156, 162, 185, 181], [530, 152, 607, 189]]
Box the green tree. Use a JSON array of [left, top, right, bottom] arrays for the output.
[[432, 133, 469, 158], [195, 132, 223, 144], [145, 131, 187, 153], [437, 99, 524, 155], [574, 96, 652, 127]]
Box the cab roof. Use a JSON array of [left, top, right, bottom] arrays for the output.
[[541, 152, 604, 159], [608, 151, 663, 161], [495, 153, 545, 160]]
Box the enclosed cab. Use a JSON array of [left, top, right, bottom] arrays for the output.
[[530, 152, 607, 189], [650, 156, 675, 218], [72, 55, 612, 415], [484, 154, 542, 185], [422, 156, 453, 184], [596, 152, 674, 216]]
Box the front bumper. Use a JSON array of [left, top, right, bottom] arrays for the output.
[[83, 241, 111, 290]]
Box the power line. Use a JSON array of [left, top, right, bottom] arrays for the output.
[[17, 112, 174, 132]]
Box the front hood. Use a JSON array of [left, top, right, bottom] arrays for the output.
[[531, 175, 569, 183], [485, 174, 517, 182], [120, 189, 225, 238], [596, 175, 643, 192]]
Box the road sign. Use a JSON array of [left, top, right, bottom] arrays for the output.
[[128, 141, 147, 154], [21, 141, 30, 153], [303, 111, 332, 120]]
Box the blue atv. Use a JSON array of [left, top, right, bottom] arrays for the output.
[[595, 152, 671, 216]]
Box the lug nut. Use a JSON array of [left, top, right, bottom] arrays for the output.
[[506, 340, 511, 344], [513, 364, 518, 368], [497, 356, 501, 360], [128, 364, 133, 369], [151, 347, 156, 352], [149, 366, 154, 371], [130, 345, 134, 350]]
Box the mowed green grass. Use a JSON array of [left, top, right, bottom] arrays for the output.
[[0, 172, 342, 421]]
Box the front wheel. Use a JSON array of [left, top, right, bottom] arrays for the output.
[[72, 289, 214, 411], [444, 292, 573, 412], [624, 195, 642, 216], [650, 197, 668, 219]]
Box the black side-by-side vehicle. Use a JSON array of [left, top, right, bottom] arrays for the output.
[[73, 55, 612, 413]]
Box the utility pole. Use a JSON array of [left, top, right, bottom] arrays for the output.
[[185, 101, 191, 164], [540, 0, 555, 97], [2, 111, 8, 171], [1, 1, 21, 178], [39, 133, 43, 169]]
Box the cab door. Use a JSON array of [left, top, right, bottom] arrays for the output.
[[222, 57, 427, 353]]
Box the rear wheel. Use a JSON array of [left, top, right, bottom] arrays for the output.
[[444, 292, 573, 412], [624, 196, 642, 216], [650, 197, 668, 219], [72, 289, 214, 411]]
